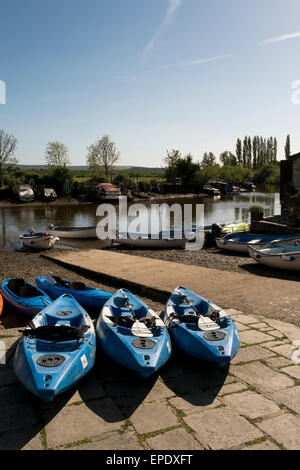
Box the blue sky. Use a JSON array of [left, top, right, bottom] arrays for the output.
[[1, 0, 300, 166]]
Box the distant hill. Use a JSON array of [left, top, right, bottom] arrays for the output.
[[17, 164, 163, 173]]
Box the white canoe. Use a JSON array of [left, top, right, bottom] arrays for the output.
[[20, 232, 59, 250], [248, 237, 300, 270], [47, 225, 97, 239], [112, 234, 186, 249]]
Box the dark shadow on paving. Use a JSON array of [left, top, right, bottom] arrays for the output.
[[81, 347, 157, 420], [240, 262, 300, 282], [160, 347, 228, 406], [0, 338, 74, 450]]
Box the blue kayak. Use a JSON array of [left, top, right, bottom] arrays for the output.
[[163, 287, 240, 365], [14, 294, 96, 402], [96, 289, 172, 379], [36, 275, 112, 314], [0, 278, 52, 318]]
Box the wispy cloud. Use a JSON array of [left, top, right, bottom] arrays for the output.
[[141, 0, 183, 67], [259, 31, 300, 45], [171, 55, 230, 67]]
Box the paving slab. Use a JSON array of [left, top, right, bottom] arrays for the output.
[[262, 319, 300, 343], [231, 322, 250, 332], [231, 345, 275, 364], [258, 414, 300, 449], [218, 382, 248, 395], [266, 356, 292, 369], [131, 402, 178, 434], [106, 378, 174, 410], [65, 431, 143, 450], [147, 428, 203, 450], [231, 362, 295, 393], [184, 407, 263, 450], [265, 343, 293, 359], [169, 392, 221, 415], [43, 250, 300, 320], [44, 398, 124, 448], [280, 365, 300, 380], [223, 390, 280, 419], [239, 330, 275, 345], [241, 440, 280, 450], [271, 386, 300, 414]]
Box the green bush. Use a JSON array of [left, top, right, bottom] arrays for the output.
[[250, 205, 264, 221]]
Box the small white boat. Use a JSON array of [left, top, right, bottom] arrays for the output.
[[18, 185, 34, 202], [248, 237, 300, 271], [47, 225, 97, 239], [20, 231, 59, 250], [113, 231, 186, 249], [216, 232, 297, 254]]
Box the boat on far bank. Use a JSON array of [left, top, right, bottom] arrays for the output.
[[18, 185, 34, 202], [202, 186, 221, 197], [47, 224, 97, 239]]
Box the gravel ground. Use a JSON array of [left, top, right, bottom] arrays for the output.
[[0, 250, 165, 329]]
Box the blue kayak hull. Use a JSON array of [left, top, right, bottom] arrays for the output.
[[0, 279, 52, 318], [164, 287, 240, 365], [96, 289, 172, 379], [36, 276, 112, 314], [13, 294, 96, 402]]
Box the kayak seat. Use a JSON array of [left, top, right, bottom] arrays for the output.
[[109, 315, 135, 328], [177, 314, 198, 324], [69, 282, 86, 290], [52, 275, 70, 288], [23, 324, 89, 342], [8, 279, 40, 298]]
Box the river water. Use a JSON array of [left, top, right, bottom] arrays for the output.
[[0, 188, 281, 251]]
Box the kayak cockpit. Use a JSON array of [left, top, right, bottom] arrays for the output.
[[7, 278, 42, 298]]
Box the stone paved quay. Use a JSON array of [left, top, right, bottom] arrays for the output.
[[1, 309, 300, 450]]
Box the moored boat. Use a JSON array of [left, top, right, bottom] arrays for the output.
[[248, 237, 300, 270], [112, 230, 186, 249], [0, 278, 52, 318], [216, 232, 299, 254], [162, 287, 240, 365], [13, 294, 96, 402], [36, 274, 112, 313], [20, 230, 59, 250], [18, 184, 34, 202], [47, 225, 97, 239], [96, 289, 172, 379]]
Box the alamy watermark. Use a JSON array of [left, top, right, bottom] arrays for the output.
[[95, 197, 205, 250], [0, 80, 6, 104]]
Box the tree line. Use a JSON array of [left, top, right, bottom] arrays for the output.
[[0, 129, 121, 187]]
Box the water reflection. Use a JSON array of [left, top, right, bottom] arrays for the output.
[[0, 189, 281, 250]]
